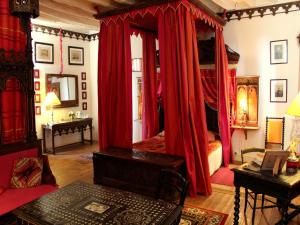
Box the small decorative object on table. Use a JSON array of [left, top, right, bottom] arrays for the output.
[[68, 111, 75, 120], [286, 140, 299, 174]]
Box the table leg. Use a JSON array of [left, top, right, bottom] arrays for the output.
[[52, 131, 55, 154], [233, 186, 240, 225], [90, 124, 93, 145], [42, 127, 46, 153], [276, 200, 289, 225], [81, 127, 84, 144]]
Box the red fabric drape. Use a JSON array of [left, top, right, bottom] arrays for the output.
[[0, 0, 27, 144], [229, 69, 237, 124], [215, 29, 232, 166], [200, 69, 218, 109], [158, 6, 211, 196], [0, 1, 26, 51], [141, 32, 159, 139], [0, 78, 26, 144], [98, 20, 132, 150]]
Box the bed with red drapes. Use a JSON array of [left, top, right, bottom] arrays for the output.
[[97, 0, 232, 196]]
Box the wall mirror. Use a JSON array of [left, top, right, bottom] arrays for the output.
[[46, 74, 79, 108]]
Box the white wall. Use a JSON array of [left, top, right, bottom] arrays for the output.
[[224, 12, 300, 160], [131, 35, 143, 142], [32, 31, 96, 149]]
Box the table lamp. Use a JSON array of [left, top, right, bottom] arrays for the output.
[[286, 91, 300, 172], [44, 92, 61, 124]]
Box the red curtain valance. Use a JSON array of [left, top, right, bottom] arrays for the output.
[[100, 0, 223, 30]]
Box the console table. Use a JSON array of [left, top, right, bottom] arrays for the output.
[[13, 181, 182, 225], [233, 167, 300, 225], [42, 118, 93, 154]]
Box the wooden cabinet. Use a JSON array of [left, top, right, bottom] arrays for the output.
[[93, 148, 185, 198]]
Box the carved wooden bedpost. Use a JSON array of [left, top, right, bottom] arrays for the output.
[[9, 0, 40, 143]]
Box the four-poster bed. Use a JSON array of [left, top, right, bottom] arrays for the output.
[[96, 0, 233, 196]]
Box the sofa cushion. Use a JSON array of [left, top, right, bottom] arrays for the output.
[[11, 157, 43, 188], [0, 184, 57, 216], [0, 148, 38, 188]]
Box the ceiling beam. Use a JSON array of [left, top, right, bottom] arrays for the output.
[[39, 5, 99, 27], [40, 0, 93, 18], [51, 0, 96, 14]]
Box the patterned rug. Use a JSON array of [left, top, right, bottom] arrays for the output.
[[180, 205, 228, 225]]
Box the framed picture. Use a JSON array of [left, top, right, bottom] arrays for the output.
[[82, 91, 87, 100], [34, 81, 40, 91], [82, 82, 86, 90], [132, 58, 142, 72], [82, 102, 87, 110], [68, 46, 84, 65], [81, 72, 86, 80], [270, 40, 288, 64], [33, 69, 40, 79], [34, 42, 54, 64], [35, 94, 41, 103], [35, 106, 41, 115], [270, 79, 287, 102]]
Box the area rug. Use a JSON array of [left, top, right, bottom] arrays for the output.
[[180, 205, 228, 225], [79, 152, 93, 161], [211, 167, 234, 187]]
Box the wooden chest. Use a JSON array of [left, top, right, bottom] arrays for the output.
[[93, 148, 185, 197]]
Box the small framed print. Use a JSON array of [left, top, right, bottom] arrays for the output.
[[82, 91, 87, 100], [35, 94, 41, 103], [82, 102, 87, 110], [34, 81, 40, 91], [33, 69, 40, 79], [81, 72, 86, 80], [270, 79, 287, 103], [132, 58, 142, 72], [35, 42, 54, 64], [35, 106, 41, 115], [68, 46, 84, 65], [270, 40, 288, 64], [82, 82, 86, 90]]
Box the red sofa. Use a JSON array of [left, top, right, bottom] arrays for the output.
[[0, 146, 57, 215]]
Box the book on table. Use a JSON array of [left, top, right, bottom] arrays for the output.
[[243, 150, 289, 174]]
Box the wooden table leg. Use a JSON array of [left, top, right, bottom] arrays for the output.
[[42, 127, 46, 153], [90, 124, 93, 145], [81, 127, 84, 144], [233, 186, 240, 225], [52, 131, 55, 154]]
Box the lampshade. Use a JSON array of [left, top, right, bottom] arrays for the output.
[[286, 92, 300, 117], [44, 92, 61, 107]]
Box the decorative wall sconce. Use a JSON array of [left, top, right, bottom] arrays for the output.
[[233, 76, 259, 138]]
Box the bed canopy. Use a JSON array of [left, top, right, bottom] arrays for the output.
[[96, 0, 231, 196]]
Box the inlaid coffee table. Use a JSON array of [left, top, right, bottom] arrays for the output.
[[13, 181, 182, 225]]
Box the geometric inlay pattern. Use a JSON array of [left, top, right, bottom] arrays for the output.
[[13, 181, 179, 225]]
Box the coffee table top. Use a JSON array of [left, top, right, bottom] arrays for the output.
[[13, 181, 181, 225]]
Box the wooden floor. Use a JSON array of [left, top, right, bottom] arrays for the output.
[[48, 143, 300, 225]]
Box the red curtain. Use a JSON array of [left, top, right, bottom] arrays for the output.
[[158, 6, 211, 196], [0, 1, 26, 52], [215, 29, 232, 166], [0, 0, 27, 144], [200, 69, 218, 110], [98, 20, 132, 150], [0, 78, 26, 144], [141, 32, 159, 139]]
